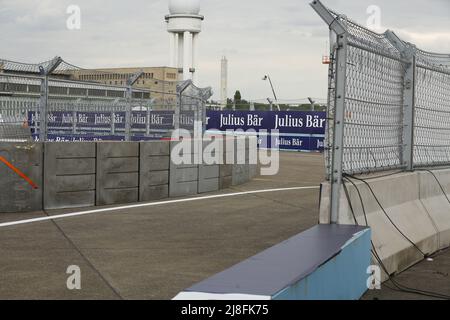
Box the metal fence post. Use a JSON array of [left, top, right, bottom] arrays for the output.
[[125, 87, 132, 141], [329, 29, 348, 224], [201, 99, 206, 134], [311, 0, 348, 224], [175, 93, 181, 132], [402, 56, 416, 171], [125, 71, 144, 142], [146, 105, 151, 136], [37, 56, 62, 142], [38, 76, 49, 142], [385, 31, 417, 171]]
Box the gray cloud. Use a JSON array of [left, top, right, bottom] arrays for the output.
[[0, 0, 448, 101]]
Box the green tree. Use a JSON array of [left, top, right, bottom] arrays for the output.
[[233, 90, 242, 102]]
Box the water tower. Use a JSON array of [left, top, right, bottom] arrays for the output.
[[166, 0, 204, 83]]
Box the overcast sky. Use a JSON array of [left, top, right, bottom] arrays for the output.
[[0, 0, 449, 101]]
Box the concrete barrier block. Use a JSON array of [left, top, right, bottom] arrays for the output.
[[103, 158, 139, 174], [219, 175, 233, 190], [143, 185, 169, 201], [174, 167, 198, 181], [97, 142, 139, 206], [140, 141, 170, 202], [0, 142, 43, 213], [199, 164, 219, 194], [51, 142, 96, 158], [200, 165, 219, 179], [170, 141, 199, 197], [143, 141, 170, 156], [232, 164, 250, 186], [171, 180, 198, 197], [100, 188, 139, 205], [52, 191, 95, 210], [144, 156, 170, 171], [419, 170, 450, 249], [44, 142, 96, 210], [220, 164, 232, 176], [220, 149, 233, 188], [56, 175, 95, 192], [145, 171, 169, 186], [102, 172, 139, 189], [249, 164, 259, 179], [219, 138, 234, 190], [56, 158, 95, 175], [98, 142, 139, 158], [319, 171, 446, 281]]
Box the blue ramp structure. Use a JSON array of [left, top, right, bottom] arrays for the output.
[[174, 224, 371, 300]]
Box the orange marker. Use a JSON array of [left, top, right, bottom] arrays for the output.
[[0, 156, 38, 189]]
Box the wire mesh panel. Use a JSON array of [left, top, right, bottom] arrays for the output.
[[0, 96, 37, 142], [323, 13, 406, 176], [0, 74, 41, 142], [312, 0, 450, 222], [0, 72, 211, 142], [318, 3, 450, 179], [343, 42, 405, 174], [414, 51, 450, 167]]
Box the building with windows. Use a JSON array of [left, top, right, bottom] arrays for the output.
[[70, 67, 180, 108], [0, 58, 180, 109]]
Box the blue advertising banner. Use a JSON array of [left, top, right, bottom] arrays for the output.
[[206, 111, 326, 152], [26, 110, 325, 151], [206, 110, 326, 135], [32, 133, 168, 142], [28, 111, 176, 132], [32, 134, 126, 142]]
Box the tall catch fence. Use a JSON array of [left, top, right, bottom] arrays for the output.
[[311, 0, 450, 221], [0, 57, 212, 142]]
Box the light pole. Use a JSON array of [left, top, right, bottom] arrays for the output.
[[262, 75, 280, 111]]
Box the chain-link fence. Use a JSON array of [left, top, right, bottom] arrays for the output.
[[311, 0, 450, 221], [312, 1, 450, 177], [414, 49, 450, 167], [0, 63, 211, 142]]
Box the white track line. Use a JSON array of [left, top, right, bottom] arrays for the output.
[[0, 186, 319, 228]]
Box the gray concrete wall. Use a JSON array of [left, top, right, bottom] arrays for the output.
[[219, 136, 234, 189], [199, 164, 219, 194], [198, 140, 219, 194], [44, 142, 96, 210], [0, 142, 42, 212], [319, 170, 450, 281], [96, 142, 139, 206], [1, 138, 259, 213], [140, 141, 170, 201], [231, 136, 248, 186], [248, 136, 259, 180], [219, 164, 233, 190], [169, 140, 199, 197]]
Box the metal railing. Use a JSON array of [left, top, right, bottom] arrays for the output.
[[311, 0, 450, 222], [0, 72, 211, 142]]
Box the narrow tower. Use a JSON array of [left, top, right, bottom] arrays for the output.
[[166, 0, 204, 83], [220, 56, 228, 109]]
